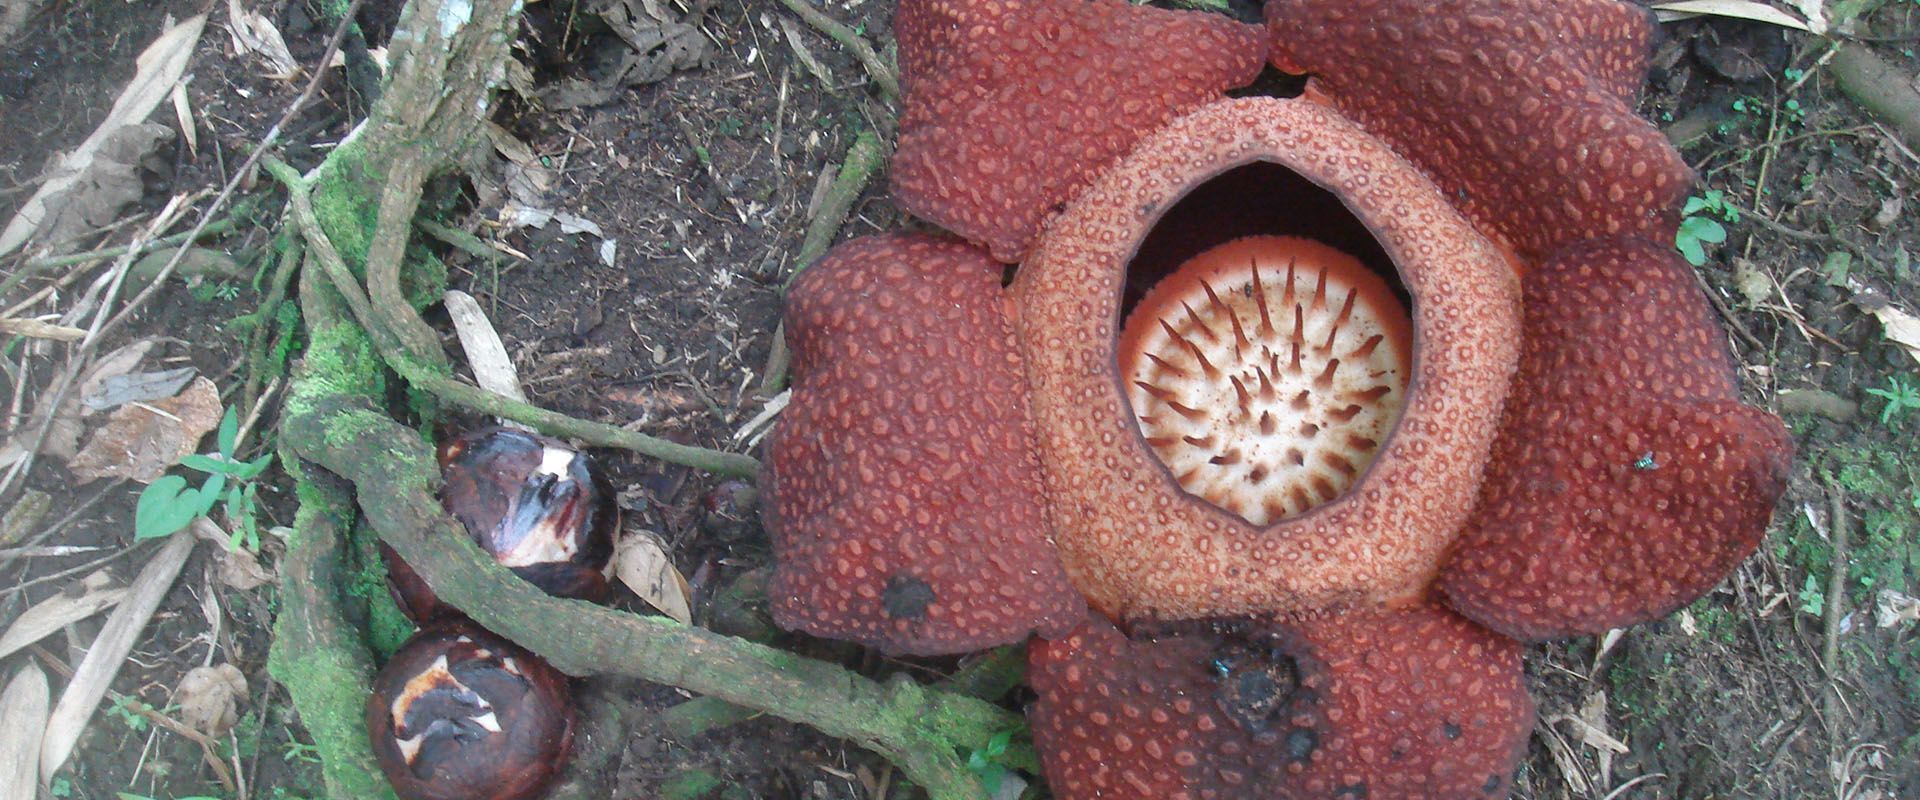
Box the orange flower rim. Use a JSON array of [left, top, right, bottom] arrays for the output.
[[765, 0, 1794, 796]]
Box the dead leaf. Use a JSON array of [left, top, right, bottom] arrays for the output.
[[78, 339, 161, 406], [0, 338, 152, 466], [0, 0, 54, 51], [41, 530, 195, 776], [1849, 286, 1920, 366], [0, 666, 50, 799], [225, 0, 299, 79], [218, 547, 274, 589], [1878, 590, 1920, 628], [556, 212, 604, 236], [67, 375, 221, 483], [18, 123, 175, 253], [189, 521, 277, 589], [614, 529, 693, 624], [537, 0, 708, 109], [1777, 388, 1858, 421], [0, 570, 129, 660], [175, 663, 247, 737], [1732, 259, 1772, 306], [83, 367, 199, 411], [0, 14, 207, 256]]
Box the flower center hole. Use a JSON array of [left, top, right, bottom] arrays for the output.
[[1118, 162, 1412, 525]]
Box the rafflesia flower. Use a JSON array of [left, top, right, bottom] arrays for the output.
[[765, 0, 1795, 795]]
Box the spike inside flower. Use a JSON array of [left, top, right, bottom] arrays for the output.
[[1120, 235, 1412, 524]]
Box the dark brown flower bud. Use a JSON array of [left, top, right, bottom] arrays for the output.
[[367, 621, 575, 800]]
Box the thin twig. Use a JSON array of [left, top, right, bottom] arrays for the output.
[[0, 197, 189, 499], [790, 130, 890, 283], [775, 0, 899, 101], [0, 216, 241, 301], [1821, 477, 1850, 753], [1599, 773, 1667, 800], [0, 0, 368, 502], [1691, 267, 1770, 354], [763, 131, 891, 394], [95, 0, 368, 342], [264, 157, 762, 478]]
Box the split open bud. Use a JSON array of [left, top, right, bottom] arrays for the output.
[[372, 427, 619, 800], [367, 621, 575, 800], [388, 427, 618, 622]]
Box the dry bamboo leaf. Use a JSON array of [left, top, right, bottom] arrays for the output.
[[780, 17, 833, 88], [0, 666, 50, 799], [41, 530, 195, 776], [0, 13, 207, 256], [444, 289, 531, 408], [67, 375, 221, 483], [1571, 690, 1626, 784], [171, 79, 198, 157], [0, 570, 129, 660], [0, 317, 87, 341], [175, 663, 246, 737], [613, 529, 693, 624], [1592, 627, 1625, 673], [1652, 0, 1814, 30]]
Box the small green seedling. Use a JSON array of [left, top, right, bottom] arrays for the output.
[[1864, 375, 1920, 426], [1797, 573, 1825, 615], [965, 729, 1018, 794], [1676, 190, 1738, 267], [134, 405, 274, 548]]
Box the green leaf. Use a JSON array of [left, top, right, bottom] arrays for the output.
[[1822, 251, 1853, 286], [985, 729, 1013, 757], [235, 453, 274, 480], [201, 471, 228, 504], [217, 405, 240, 456], [135, 476, 208, 539], [178, 453, 230, 474], [1685, 217, 1728, 244], [1677, 234, 1707, 267]]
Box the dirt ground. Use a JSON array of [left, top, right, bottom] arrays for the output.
[[1, 0, 1917, 798]]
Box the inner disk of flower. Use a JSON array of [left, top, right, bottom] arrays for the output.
[[1118, 236, 1412, 525]]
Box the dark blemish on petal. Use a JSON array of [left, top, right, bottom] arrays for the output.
[[1285, 727, 1318, 762], [882, 574, 937, 620]]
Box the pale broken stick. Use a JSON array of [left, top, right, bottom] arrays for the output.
[[442, 288, 533, 432], [0, 666, 50, 800]]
